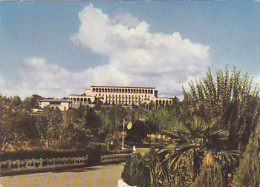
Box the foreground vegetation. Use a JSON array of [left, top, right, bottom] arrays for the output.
[[122, 68, 260, 186]]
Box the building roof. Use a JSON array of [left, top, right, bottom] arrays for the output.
[[38, 99, 72, 103], [90, 85, 155, 89]]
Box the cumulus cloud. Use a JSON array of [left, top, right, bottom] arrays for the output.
[[18, 57, 90, 98], [113, 13, 140, 27], [4, 4, 212, 99], [71, 4, 211, 96]]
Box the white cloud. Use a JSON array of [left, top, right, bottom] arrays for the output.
[[113, 13, 140, 27], [18, 57, 91, 98], [71, 4, 210, 96], [11, 56, 259, 99], [3, 4, 211, 99]]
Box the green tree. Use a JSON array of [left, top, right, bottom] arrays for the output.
[[35, 107, 63, 149], [15, 108, 38, 141], [122, 68, 259, 186], [65, 107, 83, 124], [157, 116, 239, 186], [157, 68, 259, 185], [232, 121, 260, 187], [22, 94, 43, 110], [145, 102, 181, 132], [182, 68, 259, 152], [84, 108, 102, 140], [0, 105, 17, 151], [10, 95, 21, 107], [125, 120, 149, 143], [99, 106, 128, 150]]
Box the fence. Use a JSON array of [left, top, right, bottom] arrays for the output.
[[101, 153, 132, 164], [0, 155, 88, 176], [0, 153, 132, 176]]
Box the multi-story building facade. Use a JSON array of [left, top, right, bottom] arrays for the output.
[[69, 85, 175, 107]]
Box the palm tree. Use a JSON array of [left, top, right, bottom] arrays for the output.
[[182, 68, 259, 152], [157, 116, 239, 186]]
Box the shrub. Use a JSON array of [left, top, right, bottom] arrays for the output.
[[232, 122, 260, 186], [121, 153, 143, 186]]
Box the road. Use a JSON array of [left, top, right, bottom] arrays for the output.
[[0, 163, 125, 187]]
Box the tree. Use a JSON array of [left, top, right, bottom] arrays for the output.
[[125, 120, 149, 143], [232, 121, 260, 186], [35, 107, 63, 149], [15, 108, 38, 141], [22, 94, 43, 110], [84, 108, 102, 140], [122, 68, 259, 186], [99, 106, 128, 149], [0, 96, 37, 151], [65, 107, 82, 124], [10, 95, 21, 107], [157, 116, 239, 186], [145, 102, 181, 132], [0, 105, 17, 151], [155, 68, 259, 185], [182, 68, 259, 152]]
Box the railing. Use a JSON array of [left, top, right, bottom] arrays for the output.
[[0, 153, 132, 176], [101, 153, 132, 163], [0, 155, 88, 176]]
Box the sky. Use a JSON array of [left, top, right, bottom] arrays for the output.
[[0, 2, 260, 99]]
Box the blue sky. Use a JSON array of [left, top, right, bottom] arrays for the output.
[[0, 2, 260, 98]]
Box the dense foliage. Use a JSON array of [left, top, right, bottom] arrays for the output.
[[0, 93, 181, 153], [232, 121, 260, 187], [182, 68, 259, 152], [122, 68, 260, 186]]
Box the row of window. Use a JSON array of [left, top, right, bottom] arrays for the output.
[[105, 98, 143, 102], [98, 94, 150, 98], [92, 87, 154, 94]]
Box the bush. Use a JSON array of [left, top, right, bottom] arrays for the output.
[[121, 153, 143, 186], [192, 163, 226, 187], [122, 152, 156, 187]]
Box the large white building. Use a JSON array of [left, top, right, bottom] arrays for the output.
[[69, 85, 175, 107]]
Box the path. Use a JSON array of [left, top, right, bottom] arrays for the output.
[[0, 163, 125, 187], [0, 148, 150, 187]]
